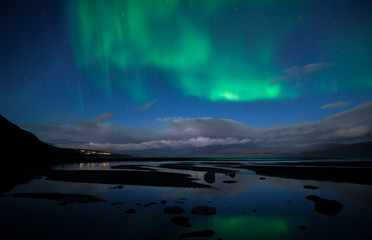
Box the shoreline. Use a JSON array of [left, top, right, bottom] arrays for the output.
[[2, 159, 372, 196]]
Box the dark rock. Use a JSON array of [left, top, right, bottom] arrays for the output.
[[111, 185, 124, 189], [191, 206, 216, 215], [125, 208, 136, 214], [228, 172, 236, 178], [223, 180, 237, 184], [164, 206, 185, 214], [297, 226, 307, 230], [252, 209, 256, 212], [306, 195, 343, 215], [171, 216, 192, 227], [160, 200, 167, 204], [303, 185, 319, 190], [180, 230, 214, 238], [204, 171, 216, 183], [259, 177, 266, 180]]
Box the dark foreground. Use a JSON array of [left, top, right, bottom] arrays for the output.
[[1, 158, 372, 239]]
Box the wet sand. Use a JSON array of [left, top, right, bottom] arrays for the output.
[[39, 169, 211, 188], [110, 164, 157, 171], [159, 163, 237, 174], [238, 163, 372, 185]]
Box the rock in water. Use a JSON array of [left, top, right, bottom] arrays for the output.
[[223, 180, 237, 184], [228, 172, 236, 178], [297, 226, 307, 230], [191, 206, 216, 215], [180, 230, 214, 238], [164, 206, 185, 214], [204, 171, 215, 183], [125, 208, 136, 214], [306, 195, 343, 215]]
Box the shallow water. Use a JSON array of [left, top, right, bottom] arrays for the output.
[[1, 160, 372, 239]]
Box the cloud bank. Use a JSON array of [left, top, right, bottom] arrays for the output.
[[30, 102, 372, 155], [320, 101, 351, 109]]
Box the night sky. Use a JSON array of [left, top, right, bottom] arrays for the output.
[[1, 0, 371, 156]]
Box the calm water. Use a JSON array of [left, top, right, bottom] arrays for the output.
[[1, 160, 372, 239]]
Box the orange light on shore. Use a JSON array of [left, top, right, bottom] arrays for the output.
[[80, 150, 112, 155]]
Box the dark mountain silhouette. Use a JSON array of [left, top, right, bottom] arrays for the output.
[[0, 115, 125, 170], [0, 114, 75, 169], [0, 114, 58, 194], [0, 115, 122, 194]]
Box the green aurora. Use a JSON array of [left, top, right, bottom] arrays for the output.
[[67, 0, 372, 102]]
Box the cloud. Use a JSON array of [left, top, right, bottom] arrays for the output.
[[30, 113, 154, 145], [260, 102, 372, 145], [158, 117, 258, 140], [29, 102, 372, 154], [135, 98, 161, 111], [320, 101, 351, 110], [82, 137, 252, 152], [328, 101, 372, 122], [270, 62, 334, 86]]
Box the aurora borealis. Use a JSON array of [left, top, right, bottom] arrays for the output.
[[67, 0, 280, 101], [67, 0, 371, 102], [1, 0, 372, 155]]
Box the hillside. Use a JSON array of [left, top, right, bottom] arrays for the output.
[[0, 115, 68, 168]]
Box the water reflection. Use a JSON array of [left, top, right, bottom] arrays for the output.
[[200, 215, 291, 240], [78, 162, 110, 169], [2, 160, 372, 240]]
